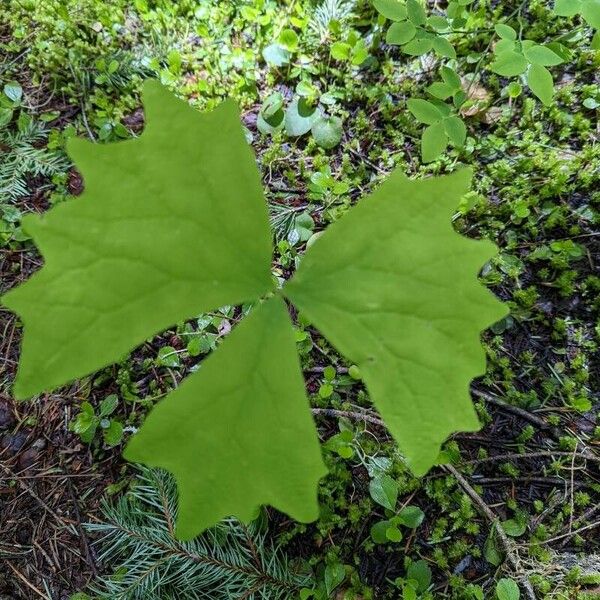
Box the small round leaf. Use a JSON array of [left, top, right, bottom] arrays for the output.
[[311, 115, 343, 149]]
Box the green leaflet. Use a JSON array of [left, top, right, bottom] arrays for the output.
[[124, 296, 326, 540], [4, 81, 507, 536], [554, 0, 600, 29], [3, 81, 273, 399], [285, 169, 507, 475], [527, 64, 554, 106], [421, 121, 448, 163]]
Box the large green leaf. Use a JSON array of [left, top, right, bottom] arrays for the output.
[[124, 296, 326, 540], [3, 81, 273, 399], [284, 169, 506, 475], [4, 81, 508, 539]]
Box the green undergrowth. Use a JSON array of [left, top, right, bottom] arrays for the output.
[[0, 0, 599, 598]]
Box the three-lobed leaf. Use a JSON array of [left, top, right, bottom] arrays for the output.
[[4, 81, 506, 537], [489, 39, 561, 105], [408, 99, 466, 161]]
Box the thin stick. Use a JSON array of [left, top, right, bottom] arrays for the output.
[[557, 503, 600, 547], [528, 521, 600, 545], [0, 465, 70, 526], [311, 407, 385, 428], [443, 464, 537, 600], [64, 472, 98, 576], [472, 389, 553, 432], [5, 562, 51, 600], [568, 445, 577, 534], [463, 450, 600, 466]]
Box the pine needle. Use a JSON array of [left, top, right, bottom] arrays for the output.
[[0, 118, 69, 201], [86, 467, 313, 599]]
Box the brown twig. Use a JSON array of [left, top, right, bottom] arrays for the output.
[[63, 469, 98, 576], [557, 503, 600, 547], [443, 464, 537, 600], [311, 407, 385, 428], [525, 521, 600, 546], [462, 450, 600, 466], [0, 464, 71, 526], [5, 561, 51, 600], [469, 476, 575, 487], [472, 389, 555, 434]]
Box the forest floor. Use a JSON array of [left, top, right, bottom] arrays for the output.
[[0, 1, 599, 599]]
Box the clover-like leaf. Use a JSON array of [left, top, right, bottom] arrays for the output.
[[284, 169, 506, 474], [3, 81, 273, 399], [125, 296, 326, 539]]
